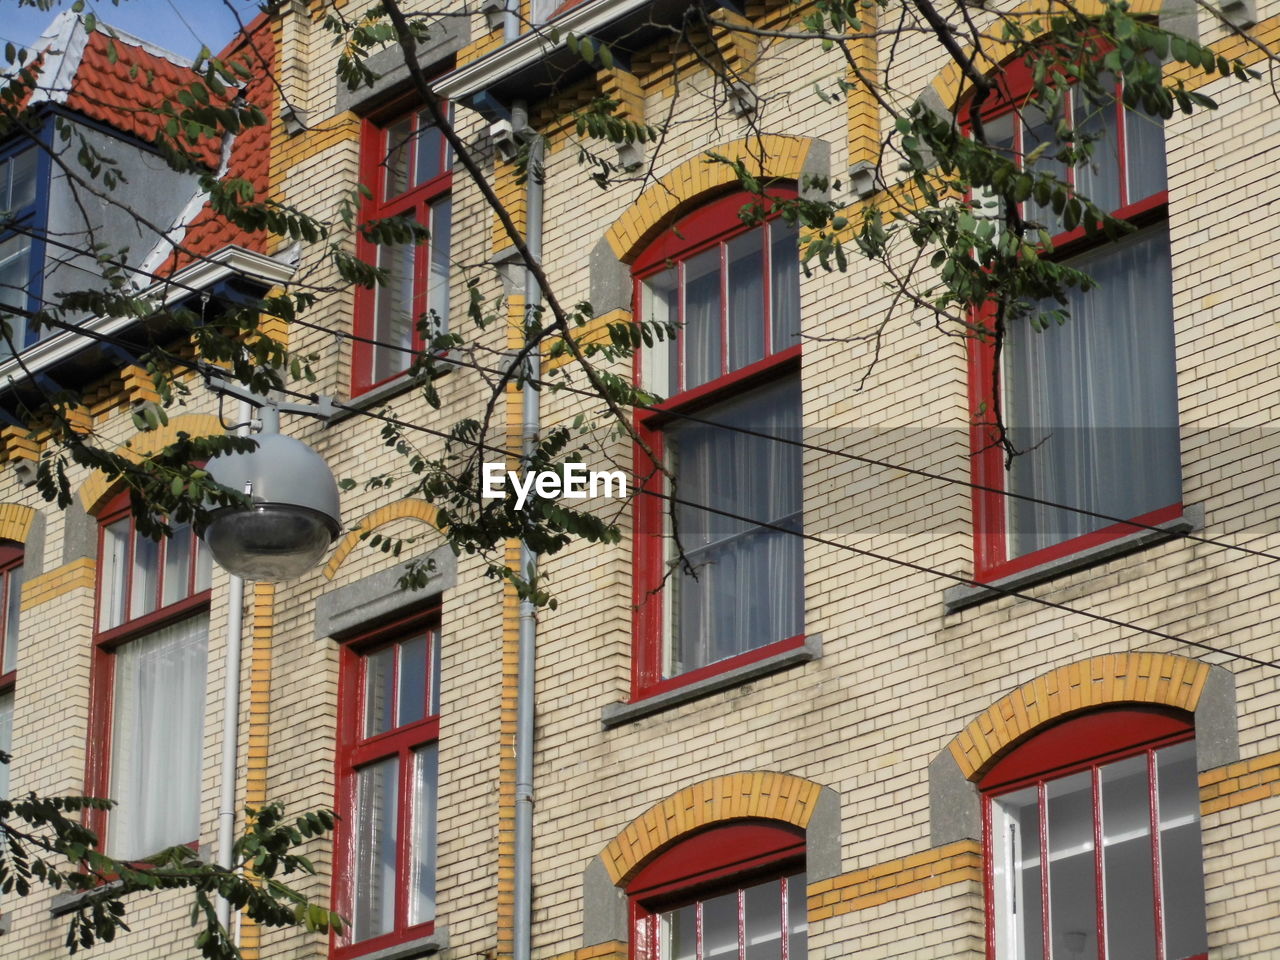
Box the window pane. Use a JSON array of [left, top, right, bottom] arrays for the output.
[[1006, 223, 1178, 557], [397, 634, 427, 728], [427, 197, 451, 335], [1021, 105, 1066, 234], [373, 218, 417, 383], [1072, 86, 1121, 214], [99, 519, 130, 630], [703, 891, 739, 960], [130, 533, 160, 620], [683, 247, 723, 390], [992, 786, 1044, 960], [1101, 753, 1156, 960], [786, 872, 807, 959], [107, 616, 208, 859], [162, 523, 194, 608], [429, 628, 441, 716], [1125, 106, 1166, 203], [770, 221, 801, 354], [1157, 741, 1208, 960], [363, 646, 396, 738], [194, 536, 212, 594], [3, 563, 22, 674], [667, 377, 802, 674], [0, 233, 31, 342], [408, 743, 438, 926], [384, 117, 413, 200], [661, 903, 697, 960], [744, 877, 782, 960], [726, 229, 764, 372], [0, 690, 11, 799], [352, 755, 399, 941], [7, 148, 36, 211], [414, 120, 445, 186], [641, 268, 678, 397], [1046, 771, 1098, 960]]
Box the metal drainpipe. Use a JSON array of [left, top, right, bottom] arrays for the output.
[[513, 100, 543, 960], [215, 398, 252, 935], [503, 0, 520, 43]]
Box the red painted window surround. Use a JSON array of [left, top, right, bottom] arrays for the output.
[[331, 608, 441, 960], [629, 821, 806, 960], [631, 188, 804, 702], [352, 102, 453, 396], [982, 707, 1207, 960], [0, 542, 23, 691], [965, 62, 1179, 584], [85, 491, 211, 857]]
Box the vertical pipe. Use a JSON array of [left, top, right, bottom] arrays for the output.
[[513, 101, 543, 960], [503, 0, 520, 43], [215, 398, 253, 934]]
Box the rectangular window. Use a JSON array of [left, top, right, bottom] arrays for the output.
[[353, 107, 453, 395], [0, 145, 41, 354], [336, 617, 441, 957], [90, 503, 211, 859], [968, 78, 1177, 581], [633, 192, 804, 699]]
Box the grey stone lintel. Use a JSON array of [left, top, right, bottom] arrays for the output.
[[334, 20, 469, 116], [315, 544, 456, 640]]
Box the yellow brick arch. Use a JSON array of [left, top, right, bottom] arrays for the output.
[[930, 0, 1168, 110], [323, 498, 447, 579], [604, 135, 817, 263], [599, 772, 827, 885], [78, 413, 226, 515], [947, 652, 1208, 781], [0, 503, 37, 545]]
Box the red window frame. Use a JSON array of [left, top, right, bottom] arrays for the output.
[[965, 59, 1178, 582], [0, 541, 22, 799], [332, 607, 441, 959], [85, 491, 211, 855], [981, 707, 1207, 960], [352, 101, 453, 396], [629, 820, 806, 960], [631, 188, 804, 701]]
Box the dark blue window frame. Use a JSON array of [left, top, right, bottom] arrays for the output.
[[0, 121, 51, 353]]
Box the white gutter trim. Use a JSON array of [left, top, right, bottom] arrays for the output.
[[0, 246, 296, 388], [433, 0, 651, 99]]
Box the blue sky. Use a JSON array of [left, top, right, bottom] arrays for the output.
[[3, 0, 264, 60]]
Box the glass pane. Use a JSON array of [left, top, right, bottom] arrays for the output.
[[384, 117, 413, 200], [397, 634, 427, 728], [130, 533, 160, 620], [1156, 741, 1208, 960], [0, 234, 31, 340], [744, 877, 782, 960], [992, 786, 1044, 960], [408, 743, 438, 925], [429, 629, 441, 716], [1006, 224, 1177, 557], [1101, 753, 1156, 960], [352, 756, 399, 941], [99, 519, 130, 630], [107, 616, 208, 859], [373, 217, 417, 383], [1072, 85, 1121, 215], [703, 891, 739, 960], [786, 872, 808, 960], [1125, 106, 1166, 203], [641, 268, 678, 397], [683, 247, 723, 390], [1022, 104, 1066, 235], [3, 564, 22, 674], [427, 197, 451, 335], [4, 148, 36, 211], [194, 536, 212, 593], [363, 646, 396, 738], [162, 523, 193, 608], [1046, 771, 1098, 960], [414, 118, 445, 185], [726, 229, 764, 372], [667, 377, 803, 674], [770, 221, 801, 354], [661, 903, 697, 960], [0, 690, 12, 799]]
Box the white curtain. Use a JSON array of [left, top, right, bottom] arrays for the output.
[[107, 615, 208, 860], [670, 377, 803, 673], [1006, 223, 1178, 557], [683, 247, 722, 390], [770, 221, 801, 352]]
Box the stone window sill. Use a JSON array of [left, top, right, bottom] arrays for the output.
[[348, 927, 448, 960]]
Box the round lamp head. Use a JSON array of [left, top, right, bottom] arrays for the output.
[[202, 433, 342, 581]]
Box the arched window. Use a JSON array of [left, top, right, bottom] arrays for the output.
[[632, 189, 804, 699], [966, 58, 1179, 581], [629, 821, 807, 960], [982, 707, 1207, 960]]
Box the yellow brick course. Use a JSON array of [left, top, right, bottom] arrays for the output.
[[20, 557, 96, 610], [323, 497, 446, 578]]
